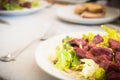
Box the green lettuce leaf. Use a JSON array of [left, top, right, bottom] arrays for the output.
[[55, 37, 83, 71], [95, 67, 106, 80], [82, 32, 95, 44], [101, 25, 120, 42], [3, 2, 22, 10], [55, 37, 73, 70], [1, 0, 40, 10]]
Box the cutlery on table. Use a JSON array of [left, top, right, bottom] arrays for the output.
[[0, 19, 10, 25], [0, 35, 48, 62], [0, 21, 53, 62]]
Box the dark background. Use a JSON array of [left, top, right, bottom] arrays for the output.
[[89, 0, 120, 8]]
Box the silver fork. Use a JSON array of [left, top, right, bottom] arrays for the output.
[[0, 19, 10, 25], [0, 34, 49, 62], [0, 38, 48, 62], [0, 23, 54, 62], [0, 39, 38, 62]]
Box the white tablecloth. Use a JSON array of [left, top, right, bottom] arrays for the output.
[[0, 2, 119, 80]]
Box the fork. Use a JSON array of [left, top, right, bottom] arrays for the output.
[[0, 34, 49, 62], [0, 22, 54, 62], [0, 39, 39, 62], [0, 25, 53, 62], [0, 19, 10, 25]]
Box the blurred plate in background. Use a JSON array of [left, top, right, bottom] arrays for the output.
[[53, 0, 88, 4], [56, 6, 120, 24], [0, 1, 48, 16]]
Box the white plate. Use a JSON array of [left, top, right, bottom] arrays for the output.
[[0, 1, 48, 16], [56, 6, 120, 24], [35, 31, 105, 80], [54, 0, 88, 4]]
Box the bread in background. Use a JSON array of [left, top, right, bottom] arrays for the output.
[[74, 3, 106, 18]]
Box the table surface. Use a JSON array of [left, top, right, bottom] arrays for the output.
[[0, 1, 120, 80]]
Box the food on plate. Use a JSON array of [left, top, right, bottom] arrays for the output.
[[84, 3, 104, 13], [51, 25, 120, 80], [74, 3, 105, 18], [74, 5, 87, 14], [81, 11, 105, 18], [0, 0, 40, 10]]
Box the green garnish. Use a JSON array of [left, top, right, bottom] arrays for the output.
[[95, 67, 106, 80], [0, 0, 40, 10], [55, 37, 83, 71], [82, 32, 95, 44], [101, 25, 120, 42]]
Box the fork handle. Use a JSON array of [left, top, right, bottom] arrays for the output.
[[9, 39, 39, 59]]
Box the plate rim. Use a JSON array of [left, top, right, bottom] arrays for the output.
[[54, 0, 88, 4]]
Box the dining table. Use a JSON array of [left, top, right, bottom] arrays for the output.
[[0, 0, 120, 80]]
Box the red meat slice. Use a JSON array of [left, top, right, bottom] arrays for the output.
[[89, 47, 113, 61], [74, 47, 86, 58], [20, 2, 31, 8], [107, 71, 120, 80], [70, 39, 87, 47], [109, 39, 120, 52], [92, 34, 103, 44], [115, 52, 120, 66], [0, 6, 4, 10], [106, 63, 120, 80]]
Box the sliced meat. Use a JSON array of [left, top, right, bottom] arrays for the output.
[[70, 36, 120, 80], [86, 54, 111, 70], [95, 55, 110, 67], [89, 47, 113, 61], [85, 52, 96, 60], [20, 2, 31, 8], [106, 63, 120, 80], [0, 6, 4, 10], [107, 71, 120, 80], [109, 39, 120, 52], [82, 42, 96, 51], [106, 63, 120, 73], [70, 39, 87, 48], [92, 34, 103, 44], [115, 52, 120, 66], [74, 47, 86, 58]]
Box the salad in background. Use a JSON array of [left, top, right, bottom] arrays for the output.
[[0, 0, 40, 10], [51, 25, 120, 80]]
